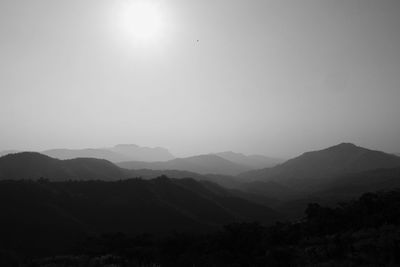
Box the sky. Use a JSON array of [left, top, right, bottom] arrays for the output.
[[0, 0, 400, 158]]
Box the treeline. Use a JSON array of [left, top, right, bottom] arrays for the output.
[[3, 190, 400, 266]]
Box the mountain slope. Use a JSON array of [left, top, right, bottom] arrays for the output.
[[0, 177, 280, 255], [0, 152, 126, 181], [215, 151, 283, 168], [239, 143, 400, 190], [118, 154, 252, 175]]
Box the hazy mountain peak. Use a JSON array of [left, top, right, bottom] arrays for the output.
[[240, 143, 400, 190], [325, 142, 359, 151]]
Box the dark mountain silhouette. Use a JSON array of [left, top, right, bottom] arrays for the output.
[[239, 143, 400, 190], [215, 151, 283, 168], [0, 152, 126, 181], [0, 177, 280, 255], [118, 154, 252, 175], [42, 144, 175, 162]]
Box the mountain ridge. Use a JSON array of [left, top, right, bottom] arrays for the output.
[[239, 143, 400, 190], [118, 154, 253, 176]]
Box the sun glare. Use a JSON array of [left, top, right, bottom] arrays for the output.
[[117, 1, 167, 44]]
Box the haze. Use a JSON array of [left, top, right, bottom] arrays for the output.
[[1, 0, 400, 158]]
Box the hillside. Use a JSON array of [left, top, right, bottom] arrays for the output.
[[0, 177, 280, 256], [14, 190, 400, 266], [118, 154, 252, 176], [239, 143, 400, 190]]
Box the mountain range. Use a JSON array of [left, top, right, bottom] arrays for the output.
[[118, 154, 254, 176], [0, 145, 282, 175], [0, 144, 175, 162], [1, 142, 400, 262]]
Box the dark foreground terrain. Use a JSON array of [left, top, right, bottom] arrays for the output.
[[1, 187, 400, 266]]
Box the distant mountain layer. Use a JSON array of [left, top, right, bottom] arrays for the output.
[[239, 143, 400, 190], [215, 151, 283, 168], [0, 178, 280, 254], [118, 154, 253, 176], [0, 152, 127, 181], [42, 144, 175, 162]]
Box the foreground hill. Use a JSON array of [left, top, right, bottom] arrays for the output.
[[239, 143, 400, 190], [0, 177, 280, 256], [9, 190, 400, 266], [42, 144, 175, 162], [118, 154, 252, 176], [0, 152, 126, 181]]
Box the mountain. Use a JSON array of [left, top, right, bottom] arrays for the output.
[[42, 144, 175, 162], [0, 152, 126, 181], [118, 154, 253, 176], [0, 177, 280, 255], [239, 143, 400, 190], [215, 151, 283, 168]]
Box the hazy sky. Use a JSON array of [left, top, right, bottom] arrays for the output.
[[1, 0, 400, 158]]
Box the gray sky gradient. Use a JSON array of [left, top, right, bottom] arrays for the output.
[[1, 0, 400, 158]]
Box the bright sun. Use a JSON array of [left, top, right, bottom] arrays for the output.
[[117, 1, 166, 44]]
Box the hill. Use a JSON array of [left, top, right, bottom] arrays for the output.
[[0, 177, 280, 256], [239, 143, 400, 190], [0, 152, 126, 181], [118, 154, 252, 176]]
